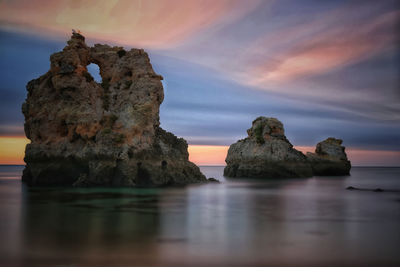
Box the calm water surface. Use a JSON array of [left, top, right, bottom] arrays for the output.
[[0, 165, 399, 266]]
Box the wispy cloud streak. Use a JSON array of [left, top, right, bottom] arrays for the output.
[[0, 0, 399, 165], [248, 10, 399, 84], [0, 0, 260, 48]]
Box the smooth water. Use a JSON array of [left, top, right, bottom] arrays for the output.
[[0, 166, 399, 267]]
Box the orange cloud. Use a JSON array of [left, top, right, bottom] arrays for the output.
[[0, 136, 29, 165], [0, 0, 260, 48]]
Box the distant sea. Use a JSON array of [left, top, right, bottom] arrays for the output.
[[1, 165, 399, 267]]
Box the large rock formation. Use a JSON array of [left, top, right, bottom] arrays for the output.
[[22, 32, 206, 186], [306, 138, 351, 175], [224, 117, 313, 178]]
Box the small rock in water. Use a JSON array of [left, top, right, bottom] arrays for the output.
[[374, 188, 384, 192], [207, 177, 220, 183], [306, 137, 351, 176], [346, 186, 356, 190]]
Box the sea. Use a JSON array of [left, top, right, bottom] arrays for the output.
[[0, 165, 399, 267]]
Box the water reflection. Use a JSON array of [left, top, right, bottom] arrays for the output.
[[0, 166, 399, 266], [20, 187, 166, 265]]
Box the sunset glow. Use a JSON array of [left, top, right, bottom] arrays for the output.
[[0, 0, 399, 166], [0, 138, 398, 167], [295, 146, 400, 167], [0, 137, 29, 165], [1, 2, 399, 266], [0, 0, 260, 48], [188, 145, 228, 166]]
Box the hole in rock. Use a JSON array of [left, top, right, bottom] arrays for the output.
[[87, 63, 102, 83], [161, 160, 167, 170]]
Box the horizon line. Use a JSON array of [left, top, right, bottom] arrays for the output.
[[1, 164, 400, 168]]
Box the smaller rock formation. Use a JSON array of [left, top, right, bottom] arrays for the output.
[[224, 117, 313, 178], [306, 138, 351, 175], [225, 117, 352, 179]]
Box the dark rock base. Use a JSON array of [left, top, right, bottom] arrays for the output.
[[310, 161, 351, 176], [22, 158, 205, 187], [224, 161, 313, 178]]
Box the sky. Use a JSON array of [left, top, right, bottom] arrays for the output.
[[0, 0, 399, 166]]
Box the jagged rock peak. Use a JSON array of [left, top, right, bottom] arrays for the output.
[[246, 116, 290, 144], [22, 32, 206, 187], [315, 138, 347, 160]]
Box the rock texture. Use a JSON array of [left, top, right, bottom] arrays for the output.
[[22, 32, 206, 186], [306, 138, 351, 175], [224, 117, 313, 178], [224, 117, 352, 178]]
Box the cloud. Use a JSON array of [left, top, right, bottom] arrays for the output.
[[0, 125, 24, 136], [0, 1, 399, 166], [149, 1, 399, 123], [0, 0, 260, 48], [245, 10, 399, 85]]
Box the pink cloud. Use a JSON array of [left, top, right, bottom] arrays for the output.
[[247, 10, 399, 84], [0, 0, 260, 48]]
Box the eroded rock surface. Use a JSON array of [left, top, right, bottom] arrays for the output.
[[224, 117, 352, 178], [306, 138, 351, 175], [224, 117, 313, 178], [22, 32, 206, 186]]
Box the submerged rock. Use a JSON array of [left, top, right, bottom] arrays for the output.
[[306, 138, 351, 175], [22, 32, 206, 186], [346, 186, 391, 192], [224, 117, 313, 178]]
